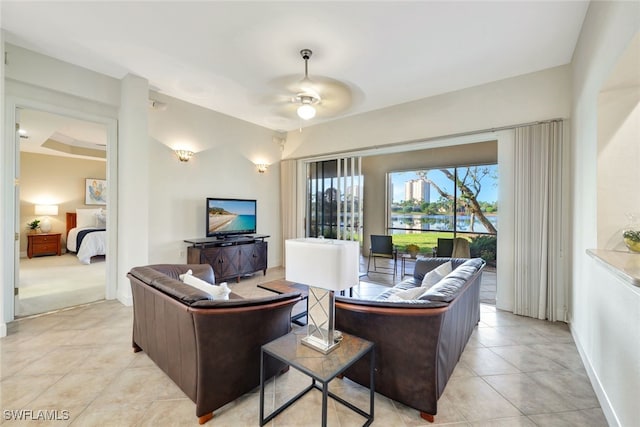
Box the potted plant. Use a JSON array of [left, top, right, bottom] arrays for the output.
[[27, 219, 41, 233], [406, 244, 420, 258], [622, 230, 640, 253]]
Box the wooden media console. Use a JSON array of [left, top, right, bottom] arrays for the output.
[[185, 235, 268, 283]]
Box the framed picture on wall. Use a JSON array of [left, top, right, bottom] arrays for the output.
[[85, 178, 107, 205]]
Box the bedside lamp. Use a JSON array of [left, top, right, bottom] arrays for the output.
[[285, 238, 359, 354], [35, 204, 58, 233]]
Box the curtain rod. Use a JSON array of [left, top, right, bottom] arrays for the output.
[[287, 118, 565, 161]]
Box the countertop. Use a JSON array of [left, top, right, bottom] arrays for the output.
[[586, 249, 640, 287]]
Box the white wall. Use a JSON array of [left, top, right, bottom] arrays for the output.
[[117, 74, 148, 305], [570, 2, 640, 426], [597, 85, 640, 249], [147, 92, 283, 268], [283, 65, 571, 159]]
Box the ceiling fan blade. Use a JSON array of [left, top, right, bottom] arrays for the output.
[[266, 71, 364, 119]]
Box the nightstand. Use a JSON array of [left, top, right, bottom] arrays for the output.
[[27, 232, 62, 258]]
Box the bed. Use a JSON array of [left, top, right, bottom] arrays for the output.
[[66, 211, 106, 264]]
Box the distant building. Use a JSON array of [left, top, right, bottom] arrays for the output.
[[404, 179, 430, 202], [346, 185, 360, 200]]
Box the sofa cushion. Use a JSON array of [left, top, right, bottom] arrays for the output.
[[445, 258, 485, 280], [421, 261, 452, 287], [180, 269, 231, 300], [418, 276, 466, 302], [419, 258, 484, 302]]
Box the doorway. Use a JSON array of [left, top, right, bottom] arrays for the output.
[[15, 108, 109, 317]]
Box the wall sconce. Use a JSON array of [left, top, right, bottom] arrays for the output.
[[35, 204, 59, 233], [256, 163, 268, 173], [175, 149, 194, 162]]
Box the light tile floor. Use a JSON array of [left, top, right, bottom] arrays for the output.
[[0, 266, 606, 426]]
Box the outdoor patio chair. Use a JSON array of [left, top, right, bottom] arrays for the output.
[[367, 235, 398, 277]]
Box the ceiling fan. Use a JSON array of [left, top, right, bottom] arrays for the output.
[[294, 49, 320, 120], [267, 49, 357, 123]]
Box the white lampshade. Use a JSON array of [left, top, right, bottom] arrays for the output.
[[286, 238, 360, 354], [34, 205, 58, 216], [285, 238, 359, 291], [297, 104, 316, 120]]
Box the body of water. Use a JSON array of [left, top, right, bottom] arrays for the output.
[[390, 214, 498, 233], [218, 214, 256, 232]]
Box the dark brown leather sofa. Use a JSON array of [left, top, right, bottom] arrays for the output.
[[127, 264, 301, 424], [335, 257, 485, 423]]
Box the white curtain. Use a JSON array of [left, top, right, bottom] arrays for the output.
[[335, 156, 363, 242], [513, 121, 567, 321], [280, 159, 298, 265]]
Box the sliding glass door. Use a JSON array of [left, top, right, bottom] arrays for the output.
[[306, 157, 363, 242]]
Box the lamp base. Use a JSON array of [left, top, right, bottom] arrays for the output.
[[40, 218, 52, 233], [301, 331, 341, 354]]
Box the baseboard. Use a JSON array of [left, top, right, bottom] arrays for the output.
[[570, 325, 620, 427], [117, 291, 132, 306], [0, 322, 6, 338]]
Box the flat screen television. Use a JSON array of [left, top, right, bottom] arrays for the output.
[[206, 197, 257, 238]]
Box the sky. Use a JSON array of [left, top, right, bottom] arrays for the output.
[[391, 165, 498, 203], [208, 199, 256, 215]]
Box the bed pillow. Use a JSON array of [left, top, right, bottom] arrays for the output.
[[421, 261, 452, 288], [179, 269, 230, 300], [76, 208, 101, 228]]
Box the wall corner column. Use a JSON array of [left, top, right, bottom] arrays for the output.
[[117, 74, 149, 306], [496, 129, 515, 312]]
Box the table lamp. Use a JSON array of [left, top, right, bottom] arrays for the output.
[[35, 204, 59, 233], [285, 238, 359, 354]]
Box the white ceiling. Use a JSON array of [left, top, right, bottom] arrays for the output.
[[1, 1, 589, 132], [17, 109, 107, 161]]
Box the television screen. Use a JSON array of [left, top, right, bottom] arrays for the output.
[[206, 198, 257, 237]]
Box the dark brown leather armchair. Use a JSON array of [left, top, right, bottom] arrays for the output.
[[128, 264, 301, 424]]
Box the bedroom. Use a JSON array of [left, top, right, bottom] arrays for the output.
[[16, 108, 108, 317]]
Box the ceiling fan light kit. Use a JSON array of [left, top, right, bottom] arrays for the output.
[[296, 94, 318, 120], [295, 49, 320, 120]]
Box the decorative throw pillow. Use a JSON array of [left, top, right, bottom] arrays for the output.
[[180, 269, 230, 300], [178, 269, 193, 282], [421, 261, 452, 288], [392, 286, 430, 300], [95, 208, 107, 228]]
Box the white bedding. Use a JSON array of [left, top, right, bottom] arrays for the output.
[[67, 227, 106, 264]]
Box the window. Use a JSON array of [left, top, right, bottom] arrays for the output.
[[306, 158, 363, 241], [388, 165, 498, 258]]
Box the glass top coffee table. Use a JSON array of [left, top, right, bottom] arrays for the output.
[[259, 330, 375, 426]]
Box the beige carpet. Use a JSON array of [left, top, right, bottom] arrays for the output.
[[17, 253, 106, 317]]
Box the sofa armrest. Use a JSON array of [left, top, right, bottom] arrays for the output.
[[335, 299, 447, 415], [190, 294, 301, 417]]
